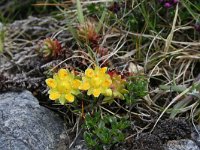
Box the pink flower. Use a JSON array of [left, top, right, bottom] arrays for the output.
[[164, 2, 172, 8]]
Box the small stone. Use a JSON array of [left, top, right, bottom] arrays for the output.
[[165, 139, 199, 150], [191, 125, 200, 147]]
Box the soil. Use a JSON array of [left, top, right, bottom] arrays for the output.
[[113, 118, 192, 150]]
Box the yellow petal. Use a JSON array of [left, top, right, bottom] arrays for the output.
[[45, 78, 57, 88], [73, 79, 81, 89], [100, 67, 107, 73], [85, 68, 94, 78], [102, 79, 112, 87], [79, 82, 90, 90], [65, 94, 75, 103], [58, 69, 68, 79], [93, 88, 101, 97], [49, 91, 60, 100]]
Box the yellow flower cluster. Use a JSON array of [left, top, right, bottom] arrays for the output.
[[45, 69, 81, 104], [79, 67, 112, 97], [45, 67, 115, 104]]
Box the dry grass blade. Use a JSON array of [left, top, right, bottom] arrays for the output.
[[164, 4, 179, 53], [32, 0, 74, 8], [0, 23, 4, 53]]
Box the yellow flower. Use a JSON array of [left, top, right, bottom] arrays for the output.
[[85, 68, 95, 77], [46, 68, 81, 104], [79, 82, 90, 90], [58, 69, 68, 79], [92, 88, 101, 97], [79, 66, 112, 97], [45, 78, 57, 88], [102, 79, 112, 87], [49, 91, 60, 100], [73, 79, 82, 89], [65, 94, 75, 103], [100, 67, 107, 73]]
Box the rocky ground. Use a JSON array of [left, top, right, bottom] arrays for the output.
[[0, 0, 200, 150], [0, 2, 200, 149], [0, 90, 200, 150]]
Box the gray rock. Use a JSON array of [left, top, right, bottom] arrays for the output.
[[191, 125, 200, 148], [165, 139, 200, 150], [0, 91, 66, 150]]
